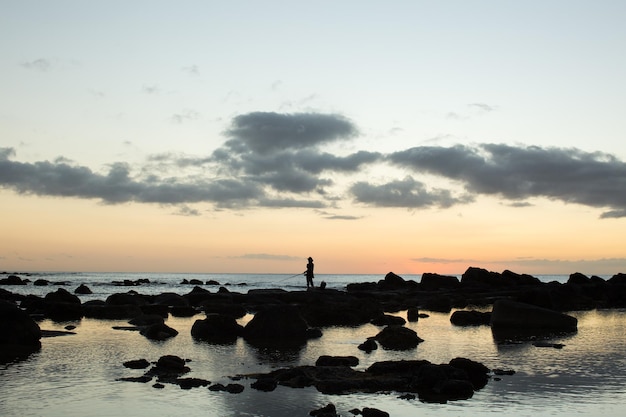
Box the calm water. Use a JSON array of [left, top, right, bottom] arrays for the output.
[[2, 273, 625, 416]]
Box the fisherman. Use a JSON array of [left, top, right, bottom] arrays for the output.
[[304, 257, 314, 288]]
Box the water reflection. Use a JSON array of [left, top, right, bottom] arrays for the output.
[[2, 310, 626, 416]]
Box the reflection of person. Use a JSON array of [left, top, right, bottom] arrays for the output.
[[304, 257, 314, 288]]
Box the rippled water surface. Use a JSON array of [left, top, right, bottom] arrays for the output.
[[2, 273, 625, 416]]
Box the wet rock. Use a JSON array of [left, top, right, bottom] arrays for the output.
[[310, 403, 338, 417], [176, 377, 210, 389], [450, 310, 491, 326], [490, 299, 578, 333], [493, 368, 516, 376], [301, 297, 384, 327], [315, 355, 359, 367], [33, 279, 49, 286], [128, 314, 164, 326], [140, 322, 178, 340], [421, 296, 453, 313], [118, 375, 153, 383], [191, 313, 244, 343], [123, 359, 151, 369], [250, 377, 278, 392], [74, 284, 92, 295], [169, 306, 198, 317], [406, 307, 420, 322], [243, 304, 312, 346], [448, 357, 490, 389], [361, 407, 390, 417], [147, 355, 190, 379], [154, 292, 188, 307], [248, 357, 490, 402], [375, 325, 423, 350], [532, 341, 565, 349], [106, 292, 147, 306], [378, 272, 408, 290], [209, 383, 244, 393], [370, 314, 406, 326], [420, 273, 460, 291], [45, 301, 83, 321], [45, 288, 81, 305], [358, 338, 378, 353], [0, 300, 42, 363], [83, 303, 143, 320], [0, 275, 27, 285]]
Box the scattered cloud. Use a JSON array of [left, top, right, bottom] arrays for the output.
[[351, 176, 473, 209], [20, 58, 51, 71], [171, 109, 200, 124], [468, 102, 496, 112], [182, 65, 200, 76], [235, 253, 300, 261], [142, 84, 160, 95], [412, 257, 479, 264], [2, 111, 626, 219], [173, 204, 201, 216]]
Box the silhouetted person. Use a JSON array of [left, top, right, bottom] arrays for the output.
[[304, 257, 314, 288]]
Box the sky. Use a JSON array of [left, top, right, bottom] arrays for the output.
[[1, 1, 626, 276]]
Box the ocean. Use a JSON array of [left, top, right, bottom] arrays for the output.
[[1, 272, 625, 417]]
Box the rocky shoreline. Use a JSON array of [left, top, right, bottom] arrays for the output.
[[2, 267, 626, 414]]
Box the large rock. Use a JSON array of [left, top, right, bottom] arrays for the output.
[[375, 325, 423, 350], [243, 305, 312, 346], [0, 275, 27, 285], [191, 313, 244, 343], [420, 273, 460, 291], [450, 310, 491, 326], [45, 288, 81, 305], [0, 300, 42, 362], [490, 299, 577, 334], [83, 302, 143, 320], [140, 322, 178, 341]]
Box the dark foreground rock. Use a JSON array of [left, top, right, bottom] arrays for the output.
[[491, 299, 577, 331], [247, 357, 490, 403], [243, 304, 320, 346], [374, 325, 423, 350], [450, 310, 492, 326], [191, 313, 244, 343], [0, 300, 42, 363]]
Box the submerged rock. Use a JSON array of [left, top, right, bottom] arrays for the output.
[[247, 357, 490, 403]]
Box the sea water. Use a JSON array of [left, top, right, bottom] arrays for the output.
[[1, 273, 625, 417]]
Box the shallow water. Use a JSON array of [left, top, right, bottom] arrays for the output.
[[2, 306, 626, 417]]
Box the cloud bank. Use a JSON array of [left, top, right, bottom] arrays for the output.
[[2, 111, 626, 218]]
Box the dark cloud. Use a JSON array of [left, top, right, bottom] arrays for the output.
[[0, 148, 263, 207], [3, 110, 626, 220], [350, 176, 473, 209], [224, 112, 358, 154], [389, 144, 626, 218]]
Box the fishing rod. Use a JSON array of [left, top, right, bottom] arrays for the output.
[[279, 272, 304, 282]]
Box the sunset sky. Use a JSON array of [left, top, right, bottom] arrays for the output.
[[2, 1, 626, 276]]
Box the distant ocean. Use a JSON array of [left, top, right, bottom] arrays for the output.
[[2, 271, 625, 417], [1, 271, 580, 302]]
